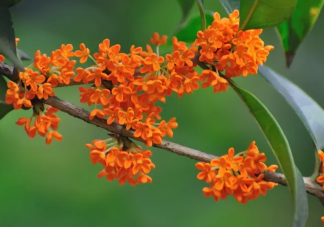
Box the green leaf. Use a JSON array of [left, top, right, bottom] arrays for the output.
[[17, 48, 32, 61], [0, 75, 13, 119], [294, 168, 309, 227], [174, 12, 214, 43], [176, 0, 196, 32], [196, 0, 206, 31], [259, 65, 324, 180], [219, 0, 240, 14], [0, 2, 24, 73], [259, 66, 324, 151], [239, 0, 297, 30], [277, 0, 324, 67], [229, 80, 308, 227]]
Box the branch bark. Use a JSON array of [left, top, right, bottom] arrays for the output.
[[1, 61, 324, 201]]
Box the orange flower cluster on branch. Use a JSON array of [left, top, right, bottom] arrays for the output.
[[316, 151, 324, 222], [5, 42, 78, 143], [2, 10, 276, 189], [195, 142, 278, 204], [196, 10, 273, 78], [87, 135, 155, 185]]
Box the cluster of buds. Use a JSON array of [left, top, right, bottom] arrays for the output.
[[195, 141, 278, 204]]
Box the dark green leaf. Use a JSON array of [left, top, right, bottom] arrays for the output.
[[259, 66, 324, 151], [277, 0, 324, 67], [17, 48, 32, 61], [294, 168, 309, 227], [219, 0, 240, 14], [0, 2, 24, 72], [174, 12, 214, 43], [176, 0, 196, 32], [229, 80, 308, 227], [0, 75, 13, 119], [196, 0, 206, 31], [239, 0, 297, 30]]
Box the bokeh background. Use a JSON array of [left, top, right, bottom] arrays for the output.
[[0, 0, 323, 226]]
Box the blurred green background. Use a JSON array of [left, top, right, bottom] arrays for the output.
[[0, 0, 323, 226]]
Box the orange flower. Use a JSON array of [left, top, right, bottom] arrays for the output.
[[86, 68, 109, 87], [195, 162, 216, 183], [214, 171, 233, 190], [89, 108, 105, 120], [111, 84, 133, 102], [45, 131, 63, 145], [60, 44, 74, 58], [74, 68, 91, 83], [99, 38, 111, 54], [132, 153, 153, 174], [166, 51, 181, 70], [211, 156, 231, 177], [226, 147, 243, 171], [149, 32, 167, 46], [89, 150, 106, 165], [90, 89, 110, 105], [79, 87, 95, 106], [140, 54, 164, 73], [0, 54, 4, 62], [36, 83, 54, 100], [74, 43, 90, 63]]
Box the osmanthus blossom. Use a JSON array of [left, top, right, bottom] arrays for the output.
[[1, 10, 276, 192]]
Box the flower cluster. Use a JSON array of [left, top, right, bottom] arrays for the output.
[[16, 106, 62, 144], [195, 141, 278, 204], [5, 42, 79, 143], [87, 135, 155, 185], [74, 36, 183, 147], [195, 10, 273, 78], [2, 10, 275, 187], [316, 150, 324, 222]]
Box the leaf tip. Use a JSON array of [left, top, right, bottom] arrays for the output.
[[285, 51, 295, 68]]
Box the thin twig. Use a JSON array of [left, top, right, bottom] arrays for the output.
[[1, 61, 324, 200], [43, 95, 324, 200]]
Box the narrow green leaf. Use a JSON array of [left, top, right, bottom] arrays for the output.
[[0, 2, 24, 72], [259, 65, 324, 180], [294, 168, 309, 227], [176, 0, 196, 32], [17, 48, 32, 61], [230, 80, 308, 227], [219, 0, 240, 14], [196, 0, 206, 31], [259, 66, 324, 151], [0, 75, 13, 119], [277, 0, 324, 67], [239, 0, 297, 30], [174, 13, 214, 43]]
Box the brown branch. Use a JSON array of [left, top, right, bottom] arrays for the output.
[[0, 62, 14, 78], [1, 62, 324, 201], [56, 80, 84, 87], [43, 95, 324, 200]]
